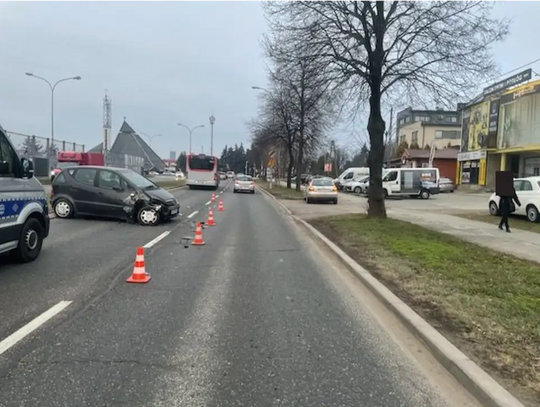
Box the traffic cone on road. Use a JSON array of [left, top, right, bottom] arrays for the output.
[[126, 247, 151, 284], [192, 222, 206, 245], [207, 209, 216, 226], [211, 193, 216, 202], [218, 200, 224, 212]]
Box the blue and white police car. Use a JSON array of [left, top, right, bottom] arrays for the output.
[[0, 125, 50, 262]]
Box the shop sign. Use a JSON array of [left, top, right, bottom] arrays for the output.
[[483, 69, 532, 98], [457, 150, 486, 162]]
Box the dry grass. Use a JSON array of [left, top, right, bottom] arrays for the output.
[[456, 211, 540, 234], [310, 214, 540, 407], [255, 180, 304, 200]]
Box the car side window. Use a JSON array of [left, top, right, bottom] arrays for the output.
[[98, 170, 121, 189], [74, 168, 97, 186], [343, 172, 353, 180], [521, 181, 533, 191], [54, 172, 67, 184], [384, 171, 398, 182], [513, 180, 522, 191], [0, 132, 17, 178]]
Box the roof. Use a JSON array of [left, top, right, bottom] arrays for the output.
[[403, 148, 458, 160], [109, 120, 166, 172], [88, 142, 103, 153]]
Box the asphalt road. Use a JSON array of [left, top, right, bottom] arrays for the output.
[[0, 183, 474, 406]]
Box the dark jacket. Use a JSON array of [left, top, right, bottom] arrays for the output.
[[498, 191, 521, 213]]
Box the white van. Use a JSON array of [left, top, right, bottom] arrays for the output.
[[0, 125, 50, 262], [334, 167, 370, 190], [382, 167, 440, 199]]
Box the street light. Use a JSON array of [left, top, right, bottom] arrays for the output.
[[209, 114, 215, 156], [140, 132, 162, 148], [25, 72, 81, 158], [177, 123, 204, 155]]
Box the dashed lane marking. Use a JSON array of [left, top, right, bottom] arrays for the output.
[[143, 231, 171, 249], [0, 301, 72, 357], [187, 210, 198, 219]]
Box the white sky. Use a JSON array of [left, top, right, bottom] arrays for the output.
[[0, 1, 538, 157]]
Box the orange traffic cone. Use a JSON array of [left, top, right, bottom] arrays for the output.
[[211, 193, 216, 202], [126, 247, 151, 283], [192, 222, 205, 245], [218, 200, 224, 212], [207, 209, 216, 226]]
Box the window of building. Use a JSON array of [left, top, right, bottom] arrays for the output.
[[405, 116, 411, 123], [449, 116, 458, 123], [399, 135, 406, 143], [411, 131, 418, 144], [435, 130, 460, 139]]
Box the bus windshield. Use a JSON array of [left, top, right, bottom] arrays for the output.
[[189, 155, 216, 171]]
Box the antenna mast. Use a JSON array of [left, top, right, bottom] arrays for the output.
[[103, 90, 112, 153]]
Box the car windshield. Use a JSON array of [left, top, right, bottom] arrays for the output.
[[57, 162, 79, 169], [312, 179, 334, 187], [118, 169, 157, 189]]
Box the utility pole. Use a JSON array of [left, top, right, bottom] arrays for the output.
[[209, 114, 215, 156]]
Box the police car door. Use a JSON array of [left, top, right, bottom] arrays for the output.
[[0, 132, 27, 250]]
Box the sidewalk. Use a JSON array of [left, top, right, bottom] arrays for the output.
[[268, 182, 540, 263], [388, 208, 540, 264]]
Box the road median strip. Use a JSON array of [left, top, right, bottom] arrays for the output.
[[258, 183, 534, 407]]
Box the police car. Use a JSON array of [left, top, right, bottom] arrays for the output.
[[0, 125, 50, 262]]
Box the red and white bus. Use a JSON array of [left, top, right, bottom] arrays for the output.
[[186, 153, 220, 190]]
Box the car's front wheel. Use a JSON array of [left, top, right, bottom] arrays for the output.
[[54, 198, 74, 218], [354, 186, 361, 194], [138, 207, 160, 226], [420, 189, 430, 199], [13, 218, 44, 263]]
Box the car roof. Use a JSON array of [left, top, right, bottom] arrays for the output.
[[59, 165, 130, 172]]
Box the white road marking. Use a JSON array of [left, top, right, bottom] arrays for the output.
[[0, 301, 72, 357], [205, 200, 211, 205], [143, 231, 171, 249], [187, 210, 198, 219]]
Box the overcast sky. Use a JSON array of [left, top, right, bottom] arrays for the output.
[[0, 1, 539, 159]]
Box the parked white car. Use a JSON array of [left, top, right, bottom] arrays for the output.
[[344, 176, 369, 194], [488, 176, 540, 222]]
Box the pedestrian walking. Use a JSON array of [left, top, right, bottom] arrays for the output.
[[498, 187, 521, 233]]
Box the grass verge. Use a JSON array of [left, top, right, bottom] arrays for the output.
[[255, 180, 304, 200], [455, 211, 540, 234], [310, 214, 540, 406]]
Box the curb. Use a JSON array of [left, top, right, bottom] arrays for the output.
[[256, 185, 525, 407]]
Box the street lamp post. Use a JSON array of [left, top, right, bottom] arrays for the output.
[[209, 115, 215, 156], [25, 73, 81, 158], [177, 123, 204, 155]]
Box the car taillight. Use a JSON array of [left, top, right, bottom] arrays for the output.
[[332, 186, 337, 192], [308, 186, 315, 191]]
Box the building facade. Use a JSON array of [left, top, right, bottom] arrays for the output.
[[401, 148, 458, 181], [457, 73, 539, 188], [396, 107, 462, 150]]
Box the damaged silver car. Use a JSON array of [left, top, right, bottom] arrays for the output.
[[51, 166, 180, 226]]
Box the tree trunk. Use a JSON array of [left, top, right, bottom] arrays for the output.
[[286, 146, 295, 188], [296, 142, 304, 192], [366, 85, 387, 218]]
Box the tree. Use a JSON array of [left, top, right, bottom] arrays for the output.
[[264, 1, 508, 217], [395, 140, 409, 158], [20, 136, 43, 157], [409, 141, 420, 149], [424, 144, 431, 150], [176, 152, 187, 172]]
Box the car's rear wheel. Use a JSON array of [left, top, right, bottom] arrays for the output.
[[13, 218, 44, 263], [306, 197, 312, 204], [54, 198, 74, 218], [420, 189, 430, 199], [138, 207, 160, 226], [489, 201, 499, 216], [333, 199, 338, 205], [527, 205, 539, 222]]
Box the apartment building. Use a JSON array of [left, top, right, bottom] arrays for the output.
[[395, 107, 462, 150]]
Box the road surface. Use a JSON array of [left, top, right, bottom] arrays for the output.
[[0, 183, 478, 406]]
